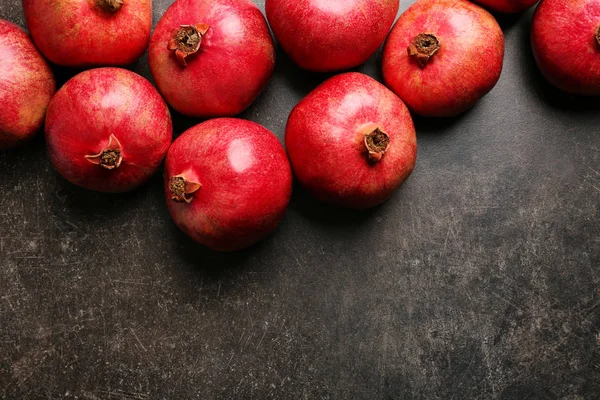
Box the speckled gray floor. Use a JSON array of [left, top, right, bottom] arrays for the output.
[[1, 1, 599, 399]]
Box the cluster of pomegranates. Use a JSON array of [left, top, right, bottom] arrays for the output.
[[1, 0, 599, 251]]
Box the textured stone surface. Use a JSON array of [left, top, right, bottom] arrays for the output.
[[1, 1, 599, 399]]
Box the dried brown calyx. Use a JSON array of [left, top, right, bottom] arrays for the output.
[[364, 128, 391, 163], [169, 176, 202, 203], [96, 0, 124, 13], [85, 134, 123, 170], [595, 25, 600, 48], [168, 24, 210, 66], [408, 33, 441, 68]]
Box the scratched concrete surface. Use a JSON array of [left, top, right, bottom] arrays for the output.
[[1, 0, 599, 399]]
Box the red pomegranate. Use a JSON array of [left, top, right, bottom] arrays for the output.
[[149, 0, 275, 118], [285, 73, 417, 209], [45, 68, 172, 192], [471, 0, 539, 13], [266, 0, 399, 72], [532, 0, 600, 95], [0, 20, 55, 149], [382, 0, 504, 117], [23, 0, 151, 67], [164, 118, 292, 252]]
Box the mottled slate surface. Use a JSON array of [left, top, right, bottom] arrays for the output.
[[1, 1, 599, 399]]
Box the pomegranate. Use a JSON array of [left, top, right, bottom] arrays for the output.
[[164, 118, 292, 252], [149, 0, 275, 118], [45, 68, 172, 192], [531, 0, 600, 95], [22, 0, 151, 67], [266, 0, 399, 72], [382, 0, 504, 117], [470, 0, 539, 13], [0, 20, 55, 149], [285, 73, 417, 209]]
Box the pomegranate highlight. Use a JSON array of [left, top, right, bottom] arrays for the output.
[[382, 0, 504, 117], [0, 19, 55, 149], [149, 0, 275, 118], [470, 0, 539, 13], [45, 68, 172, 192], [285, 73, 417, 209], [23, 0, 151, 67], [266, 0, 399, 72], [531, 0, 600, 95], [165, 118, 292, 252]]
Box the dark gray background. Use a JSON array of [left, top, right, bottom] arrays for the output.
[[1, 0, 599, 399]]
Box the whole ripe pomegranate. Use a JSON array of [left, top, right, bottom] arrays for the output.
[[285, 73, 417, 209], [531, 0, 600, 95], [266, 0, 399, 72], [0, 20, 55, 150], [149, 0, 275, 118], [382, 0, 504, 117], [22, 0, 151, 67], [470, 0, 539, 13], [45, 68, 172, 193], [164, 118, 292, 252]]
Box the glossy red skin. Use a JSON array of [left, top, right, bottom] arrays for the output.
[[532, 0, 600, 95], [266, 0, 399, 72], [149, 0, 275, 118], [165, 118, 292, 252], [0, 20, 55, 149], [23, 0, 151, 67], [382, 0, 504, 117], [285, 73, 417, 209], [46, 68, 172, 192], [471, 0, 539, 13]]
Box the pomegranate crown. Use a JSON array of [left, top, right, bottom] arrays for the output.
[[168, 24, 210, 66]]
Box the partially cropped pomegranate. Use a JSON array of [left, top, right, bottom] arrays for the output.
[[0, 20, 55, 150], [470, 0, 539, 13], [532, 0, 600, 95], [266, 0, 399, 72], [165, 118, 292, 252], [285, 73, 417, 209], [45, 68, 172, 192], [382, 0, 504, 117], [23, 0, 151, 67], [149, 0, 275, 118]]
